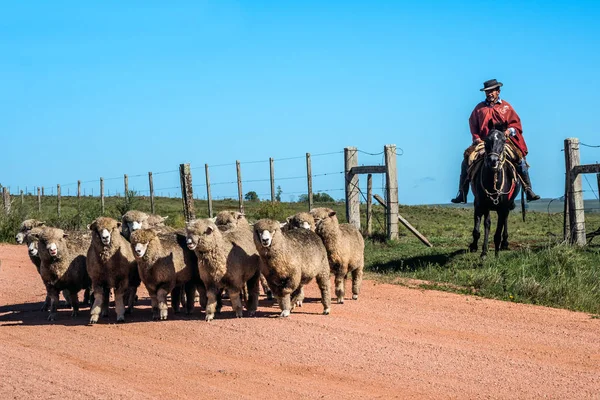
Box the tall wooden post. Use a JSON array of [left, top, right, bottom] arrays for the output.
[[270, 157, 275, 203], [20, 190, 24, 205], [366, 174, 373, 235], [344, 147, 360, 229], [37, 187, 41, 212], [77, 180, 81, 226], [179, 163, 195, 221], [385, 144, 399, 240], [148, 172, 155, 214], [2, 187, 10, 215], [236, 160, 244, 214], [564, 138, 586, 245], [563, 146, 571, 242], [124, 174, 129, 195], [41, 187, 45, 197], [57, 184, 61, 217], [306, 153, 313, 211], [205, 164, 213, 218], [100, 178, 105, 214]]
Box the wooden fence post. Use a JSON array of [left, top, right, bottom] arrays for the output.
[[148, 172, 155, 214], [37, 187, 41, 212], [306, 153, 313, 211], [179, 163, 195, 221], [41, 187, 45, 197], [100, 178, 105, 214], [270, 157, 275, 203], [20, 190, 24, 205], [564, 138, 586, 245], [366, 174, 373, 235], [2, 187, 10, 215], [124, 174, 129, 195], [57, 184, 61, 217], [236, 160, 244, 214], [77, 180, 81, 227], [384, 144, 399, 240], [344, 147, 360, 229], [205, 164, 213, 218]]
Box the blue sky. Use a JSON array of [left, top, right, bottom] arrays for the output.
[[1, 1, 599, 205]]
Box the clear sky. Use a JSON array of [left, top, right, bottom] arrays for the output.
[[2, 1, 600, 205]]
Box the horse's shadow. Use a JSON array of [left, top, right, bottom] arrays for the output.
[[370, 249, 467, 273]]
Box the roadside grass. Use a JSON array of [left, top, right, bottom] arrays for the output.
[[1, 195, 599, 314]]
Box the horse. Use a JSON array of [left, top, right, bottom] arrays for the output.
[[469, 120, 521, 259]]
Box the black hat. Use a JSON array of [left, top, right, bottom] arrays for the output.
[[480, 79, 503, 91]]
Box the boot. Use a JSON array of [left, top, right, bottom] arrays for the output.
[[451, 158, 470, 204], [517, 159, 540, 202]]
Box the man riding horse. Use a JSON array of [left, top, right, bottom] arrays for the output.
[[451, 79, 540, 204]]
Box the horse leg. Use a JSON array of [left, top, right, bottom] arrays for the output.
[[481, 210, 491, 260], [469, 207, 483, 253], [493, 210, 505, 257], [501, 210, 510, 250]]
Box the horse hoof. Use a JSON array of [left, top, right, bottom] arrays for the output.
[[469, 245, 478, 253], [480, 254, 487, 261]]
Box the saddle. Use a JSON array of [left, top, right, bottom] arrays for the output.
[[466, 141, 524, 181]]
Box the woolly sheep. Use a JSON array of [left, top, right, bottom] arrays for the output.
[[87, 217, 140, 324], [121, 210, 170, 240], [310, 207, 365, 303], [253, 219, 331, 317], [130, 229, 203, 320], [35, 227, 91, 321], [186, 218, 260, 321], [284, 212, 316, 232], [15, 219, 45, 244], [215, 210, 273, 301]]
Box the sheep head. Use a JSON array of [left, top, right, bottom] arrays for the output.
[[89, 217, 121, 246], [253, 219, 284, 248], [185, 219, 220, 252], [286, 212, 315, 231], [215, 210, 248, 232], [309, 207, 339, 234], [37, 227, 69, 260], [16, 219, 45, 244], [129, 229, 157, 259]]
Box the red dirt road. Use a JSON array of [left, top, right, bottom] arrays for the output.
[[1, 243, 599, 399]]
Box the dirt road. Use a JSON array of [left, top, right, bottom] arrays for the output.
[[0, 243, 598, 399]]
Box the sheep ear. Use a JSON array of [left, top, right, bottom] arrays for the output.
[[117, 222, 122, 228], [209, 217, 217, 223], [206, 226, 214, 235], [328, 211, 337, 217], [87, 223, 93, 230], [286, 216, 292, 223], [236, 212, 244, 220], [279, 222, 287, 229], [162, 216, 169, 221], [63, 233, 69, 239]]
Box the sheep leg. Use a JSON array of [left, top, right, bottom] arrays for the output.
[[315, 271, 331, 315], [205, 287, 220, 322], [171, 285, 182, 314], [229, 290, 244, 318], [216, 288, 223, 314], [47, 286, 60, 322], [69, 290, 80, 318], [114, 287, 127, 323], [125, 286, 137, 315], [351, 265, 363, 300], [196, 280, 208, 310], [83, 286, 92, 306], [184, 281, 196, 315], [260, 274, 273, 300], [101, 286, 110, 318], [61, 289, 72, 309], [89, 285, 105, 324], [40, 294, 50, 312], [150, 293, 159, 320], [334, 270, 346, 304], [157, 288, 169, 321], [290, 287, 304, 310], [277, 294, 292, 318], [245, 272, 260, 317]]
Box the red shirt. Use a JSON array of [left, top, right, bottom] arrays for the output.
[[469, 99, 528, 156]]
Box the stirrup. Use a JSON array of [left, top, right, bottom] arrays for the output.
[[451, 192, 467, 204]]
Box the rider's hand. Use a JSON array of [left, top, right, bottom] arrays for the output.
[[504, 129, 511, 138], [474, 138, 483, 145]]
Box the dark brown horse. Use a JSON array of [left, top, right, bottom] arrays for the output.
[[469, 121, 521, 259]]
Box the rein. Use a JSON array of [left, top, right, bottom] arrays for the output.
[[479, 150, 516, 205]]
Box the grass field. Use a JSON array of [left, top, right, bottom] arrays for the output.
[[2, 193, 599, 315]]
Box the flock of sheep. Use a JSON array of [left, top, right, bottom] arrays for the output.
[[14, 207, 365, 323]]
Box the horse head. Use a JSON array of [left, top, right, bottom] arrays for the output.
[[484, 120, 508, 171]]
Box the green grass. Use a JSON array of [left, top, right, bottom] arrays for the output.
[[2, 194, 600, 314]]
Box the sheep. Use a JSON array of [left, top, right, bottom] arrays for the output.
[[15, 219, 45, 244], [252, 218, 331, 317], [310, 207, 365, 304], [130, 229, 204, 320], [87, 217, 140, 324], [215, 210, 273, 301], [35, 227, 91, 321], [284, 212, 316, 232], [121, 210, 170, 241], [186, 218, 261, 321]]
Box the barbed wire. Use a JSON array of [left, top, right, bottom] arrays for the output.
[[580, 142, 600, 148]]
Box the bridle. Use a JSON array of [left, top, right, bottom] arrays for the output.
[[480, 134, 515, 205]]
